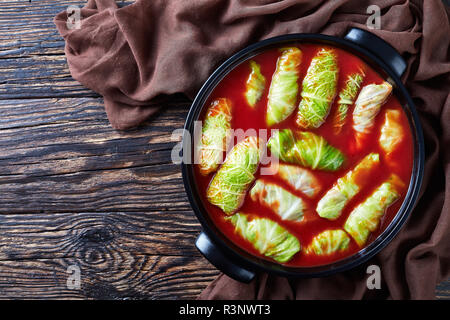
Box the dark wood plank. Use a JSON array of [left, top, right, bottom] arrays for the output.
[[0, 98, 192, 213], [0, 0, 131, 57], [0, 210, 219, 299], [0, 96, 219, 299], [0, 55, 98, 99], [0, 0, 131, 99], [0, 0, 82, 57], [0, 256, 218, 299], [436, 281, 450, 300], [0, 210, 202, 260]]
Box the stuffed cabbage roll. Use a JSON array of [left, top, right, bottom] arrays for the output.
[[333, 71, 365, 134], [317, 153, 380, 220], [266, 47, 302, 126], [250, 179, 305, 222], [379, 109, 405, 156], [344, 174, 404, 247], [296, 48, 338, 129], [198, 98, 232, 175], [277, 164, 321, 198], [227, 212, 301, 263], [353, 82, 392, 148], [268, 129, 345, 171], [245, 60, 266, 107], [207, 136, 262, 214], [305, 229, 350, 255]]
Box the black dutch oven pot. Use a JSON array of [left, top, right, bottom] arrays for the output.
[[181, 28, 425, 283]]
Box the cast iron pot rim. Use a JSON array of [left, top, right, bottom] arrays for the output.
[[181, 31, 425, 278]]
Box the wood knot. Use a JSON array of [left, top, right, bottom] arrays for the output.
[[79, 227, 115, 244]]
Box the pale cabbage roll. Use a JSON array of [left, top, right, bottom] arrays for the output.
[[226, 212, 301, 263], [296, 48, 338, 129], [333, 71, 365, 134], [277, 164, 321, 198], [379, 109, 405, 156], [207, 136, 262, 214], [198, 98, 232, 175], [353, 82, 392, 147], [250, 179, 305, 222], [344, 174, 404, 247], [266, 47, 302, 126], [317, 153, 380, 220], [305, 229, 350, 255], [267, 129, 345, 171], [245, 60, 266, 107]]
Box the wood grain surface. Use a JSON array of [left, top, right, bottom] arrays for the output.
[[0, 0, 448, 300]]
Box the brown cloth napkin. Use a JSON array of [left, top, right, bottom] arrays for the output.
[[55, 0, 450, 299]]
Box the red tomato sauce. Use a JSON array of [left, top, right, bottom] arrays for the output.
[[193, 43, 413, 267]]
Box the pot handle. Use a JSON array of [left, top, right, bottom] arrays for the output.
[[196, 231, 256, 283], [344, 28, 407, 78]]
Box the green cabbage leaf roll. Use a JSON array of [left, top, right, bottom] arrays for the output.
[[353, 82, 392, 148], [379, 109, 405, 157], [266, 47, 302, 126], [245, 60, 266, 107], [316, 153, 380, 220], [207, 136, 262, 214], [277, 164, 321, 198], [333, 71, 365, 134], [296, 48, 338, 129], [198, 98, 233, 175], [305, 229, 350, 255], [227, 212, 301, 263], [268, 129, 345, 171], [344, 175, 403, 247], [250, 179, 305, 222]]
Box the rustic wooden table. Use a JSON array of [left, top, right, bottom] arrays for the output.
[[0, 0, 448, 299]]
